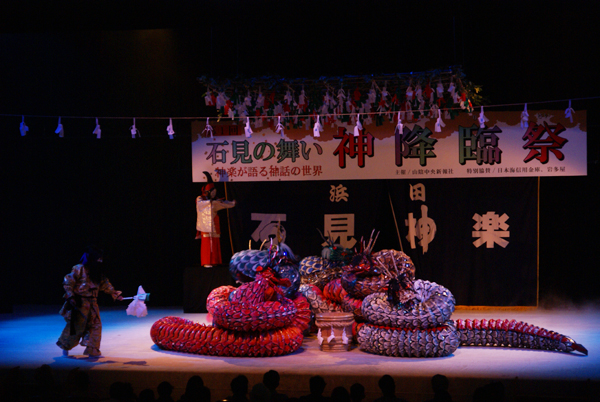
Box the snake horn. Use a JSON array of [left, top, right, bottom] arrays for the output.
[[203, 171, 214, 183]]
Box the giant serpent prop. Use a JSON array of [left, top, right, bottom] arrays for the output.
[[229, 242, 301, 298], [355, 250, 587, 357], [151, 266, 311, 357], [152, 237, 587, 358], [298, 234, 587, 357]]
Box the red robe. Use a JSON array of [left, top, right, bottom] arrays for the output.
[[196, 197, 236, 266]]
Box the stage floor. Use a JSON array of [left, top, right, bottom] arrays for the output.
[[1, 305, 599, 402]]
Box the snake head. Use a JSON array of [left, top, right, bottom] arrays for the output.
[[397, 272, 414, 291], [387, 272, 417, 307], [256, 266, 291, 293], [345, 252, 381, 277], [387, 278, 401, 304], [264, 243, 298, 269], [323, 244, 354, 264]]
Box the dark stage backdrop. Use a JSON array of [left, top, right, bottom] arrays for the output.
[[225, 178, 538, 307], [0, 124, 595, 311]]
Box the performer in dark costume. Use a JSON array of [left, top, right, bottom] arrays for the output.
[[56, 246, 122, 357]]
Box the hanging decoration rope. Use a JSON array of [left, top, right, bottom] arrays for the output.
[[1, 63, 597, 140]]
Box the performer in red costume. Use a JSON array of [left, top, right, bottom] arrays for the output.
[[195, 173, 236, 267]]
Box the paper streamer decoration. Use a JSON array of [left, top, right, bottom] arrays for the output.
[[313, 115, 323, 137], [20, 116, 29, 137], [275, 116, 284, 137], [166, 118, 175, 139], [521, 104, 529, 129], [353, 114, 363, 137], [396, 112, 403, 133], [125, 285, 149, 318], [55, 117, 64, 137], [436, 80, 444, 98], [202, 117, 214, 138], [244, 117, 253, 138], [130, 118, 139, 138], [204, 87, 215, 106], [93, 118, 101, 139], [565, 100, 575, 123], [448, 80, 457, 102], [478, 106, 489, 128], [435, 109, 445, 132], [406, 85, 414, 101], [405, 101, 414, 122]]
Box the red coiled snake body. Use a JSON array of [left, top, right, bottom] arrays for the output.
[[151, 268, 311, 357]]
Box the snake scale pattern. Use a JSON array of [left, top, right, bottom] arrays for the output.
[[299, 243, 587, 357], [151, 268, 311, 357], [150, 237, 587, 358]]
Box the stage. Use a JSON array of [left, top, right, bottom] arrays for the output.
[[1, 305, 599, 402]]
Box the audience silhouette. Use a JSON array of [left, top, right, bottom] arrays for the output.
[[222, 375, 250, 402], [330, 386, 350, 402], [299, 376, 330, 402], [249, 383, 271, 402], [30, 364, 63, 402], [349, 383, 365, 402], [0, 365, 526, 402], [178, 376, 210, 402], [64, 368, 98, 402], [424, 375, 452, 402], [139, 388, 156, 402], [373, 375, 407, 402], [102, 381, 136, 402], [262, 370, 288, 402], [156, 381, 175, 402]]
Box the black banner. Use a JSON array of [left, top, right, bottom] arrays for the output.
[[223, 177, 538, 306]]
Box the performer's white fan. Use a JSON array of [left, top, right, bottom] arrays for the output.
[[123, 286, 150, 317]]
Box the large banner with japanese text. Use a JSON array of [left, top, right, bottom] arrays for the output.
[[222, 177, 538, 306], [192, 110, 586, 182]]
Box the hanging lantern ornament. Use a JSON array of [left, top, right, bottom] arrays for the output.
[[353, 113, 363, 137], [275, 116, 285, 137], [244, 116, 253, 138], [313, 114, 323, 137], [166, 118, 175, 139], [478, 106, 489, 128], [202, 117, 214, 138], [435, 109, 446, 133], [130, 118, 140, 138], [55, 117, 64, 137], [20, 116, 29, 137], [565, 100, 575, 123], [521, 104, 529, 129], [93, 118, 101, 139]]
